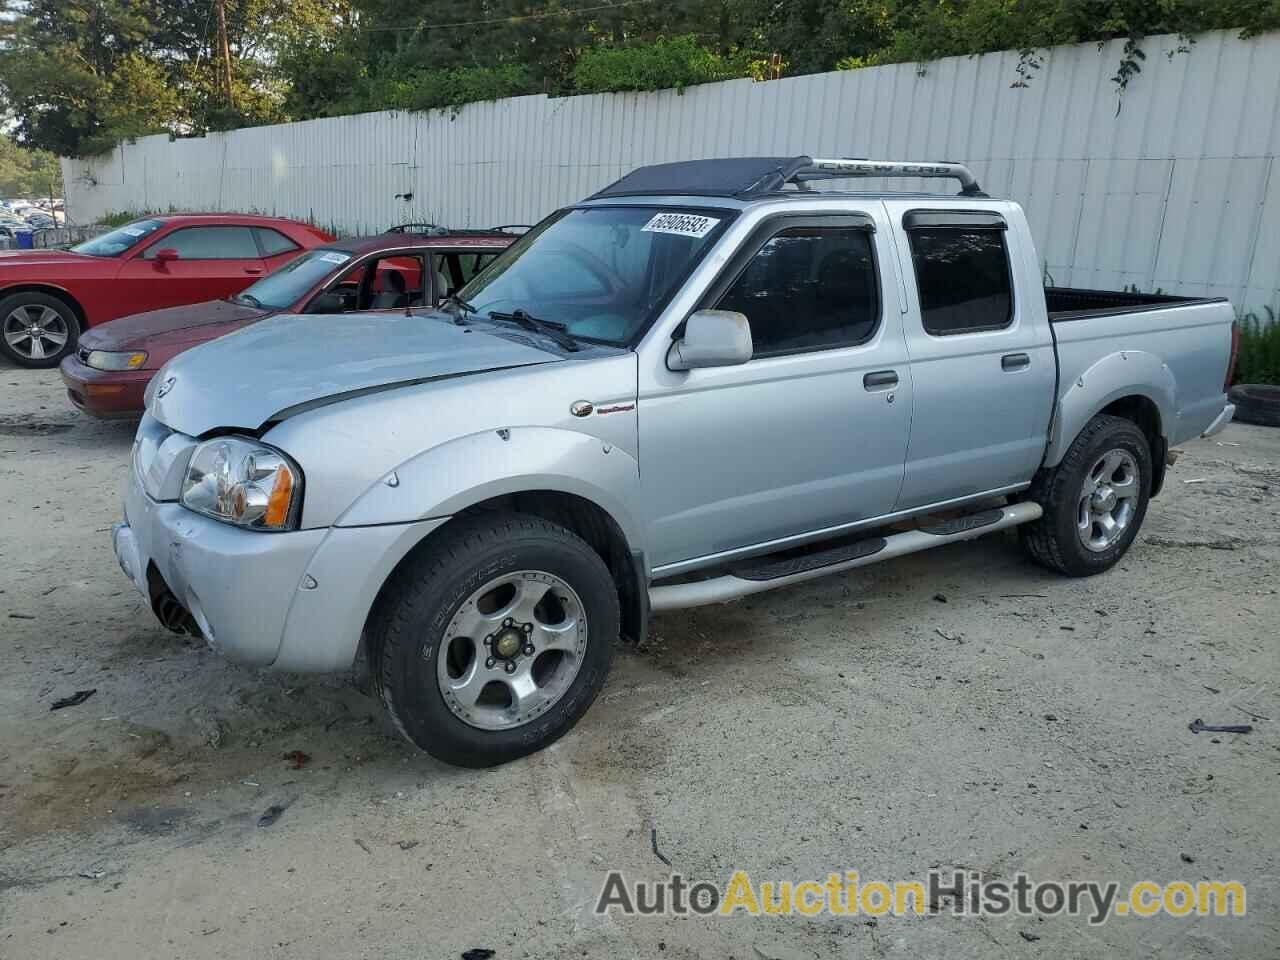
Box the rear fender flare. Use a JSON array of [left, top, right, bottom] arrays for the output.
[[334, 426, 645, 551], [1045, 350, 1175, 467]]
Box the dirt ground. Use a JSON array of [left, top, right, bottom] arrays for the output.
[[1, 365, 1277, 959]]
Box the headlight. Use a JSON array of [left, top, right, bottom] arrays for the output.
[[86, 350, 148, 371], [181, 437, 302, 530]]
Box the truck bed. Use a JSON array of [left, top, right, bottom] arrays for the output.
[[1045, 286, 1224, 322]]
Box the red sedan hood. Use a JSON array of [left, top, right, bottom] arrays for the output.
[[79, 299, 274, 350], [0, 250, 96, 266]]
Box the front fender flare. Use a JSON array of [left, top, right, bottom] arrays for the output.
[[334, 426, 645, 551], [1045, 350, 1175, 467]]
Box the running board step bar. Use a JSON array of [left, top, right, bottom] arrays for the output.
[[648, 501, 1043, 612]]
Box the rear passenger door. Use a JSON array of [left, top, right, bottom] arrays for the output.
[[884, 202, 1055, 510], [638, 211, 912, 571]]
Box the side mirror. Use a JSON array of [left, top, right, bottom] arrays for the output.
[[307, 291, 346, 314], [668, 309, 753, 371], [153, 247, 179, 263]]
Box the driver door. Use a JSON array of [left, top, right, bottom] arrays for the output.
[[637, 209, 912, 572], [115, 225, 266, 315]]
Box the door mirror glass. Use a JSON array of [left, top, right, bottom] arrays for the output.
[[307, 291, 346, 314], [153, 247, 179, 263], [668, 309, 753, 370]]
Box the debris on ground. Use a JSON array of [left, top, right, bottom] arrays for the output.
[[354, 838, 372, 855], [1180, 853, 1195, 863], [651, 826, 672, 866], [1188, 718, 1253, 735], [283, 750, 311, 769], [398, 840, 419, 851], [77, 870, 105, 880], [257, 804, 288, 828], [461, 949, 496, 960], [1019, 930, 1041, 942], [8, 612, 35, 619], [50, 689, 97, 711], [933, 593, 948, 603]]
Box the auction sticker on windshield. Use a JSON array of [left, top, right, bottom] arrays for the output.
[[319, 252, 351, 264], [642, 213, 719, 238]]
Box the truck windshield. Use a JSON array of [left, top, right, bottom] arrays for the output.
[[70, 219, 165, 257], [460, 206, 730, 345], [233, 248, 353, 310]]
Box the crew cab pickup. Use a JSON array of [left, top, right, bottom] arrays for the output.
[[112, 157, 1236, 767]]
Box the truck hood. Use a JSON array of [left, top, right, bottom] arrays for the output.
[[148, 311, 563, 437], [79, 299, 271, 351], [0, 249, 94, 266]]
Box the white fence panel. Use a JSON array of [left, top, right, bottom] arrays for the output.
[[62, 28, 1280, 317]]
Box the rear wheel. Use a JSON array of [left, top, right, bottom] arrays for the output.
[[1020, 414, 1151, 576], [0, 291, 80, 368], [367, 513, 618, 767]]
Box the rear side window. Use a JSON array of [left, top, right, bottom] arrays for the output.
[[716, 226, 879, 356], [255, 227, 300, 256], [906, 222, 1013, 335], [144, 226, 260, 260]]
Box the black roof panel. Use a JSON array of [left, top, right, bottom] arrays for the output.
[[588, 156, 813, 200]]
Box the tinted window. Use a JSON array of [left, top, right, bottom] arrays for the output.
[[255, 227, 300, 256], [907, 227, 1013, 335], [144, 226, 259, 260], [70, 219, 164, 257], [717, 226, 879, 355]]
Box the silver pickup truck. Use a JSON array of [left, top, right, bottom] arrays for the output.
[[113, 157, 1236, 766]]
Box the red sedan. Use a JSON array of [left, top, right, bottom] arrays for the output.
[[0, 214, 331, 368], [60, 230, 515, 417]]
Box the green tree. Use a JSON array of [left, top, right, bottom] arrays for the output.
[[0, 136, 63, 198]]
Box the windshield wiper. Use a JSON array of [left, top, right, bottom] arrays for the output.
[[233, 293, 263, 308], [487, 309, 581, 352]]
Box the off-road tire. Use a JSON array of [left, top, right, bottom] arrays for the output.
[[1228, 383, 1280, 428], [366, 513, 618, 767], [0, 291, 81, 368], [1020, 414, 1152, 577]]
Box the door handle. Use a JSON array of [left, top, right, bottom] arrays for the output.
[[863, 370, 899, 390], [1001, 353, 1030, 371], [244, 267, 263, 275]]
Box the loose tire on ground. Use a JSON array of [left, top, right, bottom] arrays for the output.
[[0, 291, 81, 368], [366, 512, 619, 767], [1020, 414, 1152, 577], [1228, 383, 1280, 428]]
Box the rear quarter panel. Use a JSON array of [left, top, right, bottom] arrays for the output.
[[1046, 299, 1233, 464]]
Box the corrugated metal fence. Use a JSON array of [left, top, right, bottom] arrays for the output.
[[62, 28, 1280, 318]]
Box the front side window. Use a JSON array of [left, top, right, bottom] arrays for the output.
[[907, 226, 1013, 335], [461, 206, 730, 345], [143, 225, 260, 260], [233, 248, 352, 310], [717, 226, 879, 355], [70, 219, 164, 257]]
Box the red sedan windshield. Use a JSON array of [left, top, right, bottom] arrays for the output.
[[231, 248, 353, 310], [71, 219, 165, 257]]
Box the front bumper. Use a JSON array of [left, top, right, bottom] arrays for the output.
[[114, 461, 449, 672], [1201, 403, 1236, 438], [60, 353, 151, 418]]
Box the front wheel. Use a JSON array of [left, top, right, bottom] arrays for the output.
[[367, 513, 618, 767], [1020, 414, 1152, 576], [0, 291, 81, 368]]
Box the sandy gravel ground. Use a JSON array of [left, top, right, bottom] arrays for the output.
[[1, 366, 1277, 959]]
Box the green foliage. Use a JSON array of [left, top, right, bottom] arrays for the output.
[[574, 35, 750, 93], [4, 0, 1280, 157], [0, 137, 63, 198], [1235, 309, 1280, 385]]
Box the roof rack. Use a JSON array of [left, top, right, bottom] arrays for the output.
[[793, 159, 985, 197], [588, 156, 985, 201]]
